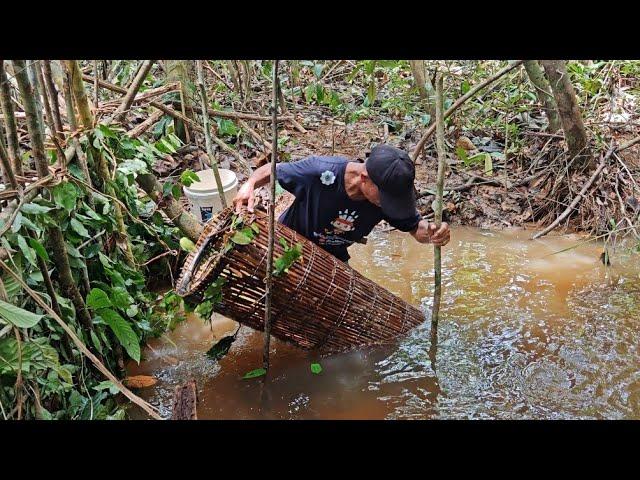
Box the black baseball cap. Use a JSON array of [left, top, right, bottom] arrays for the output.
[[365, 145, 417, 220]]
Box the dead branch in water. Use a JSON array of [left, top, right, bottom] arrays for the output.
[[531, 144, 616, 240]]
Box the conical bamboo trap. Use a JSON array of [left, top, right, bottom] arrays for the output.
[[176, 207, 426, 353]]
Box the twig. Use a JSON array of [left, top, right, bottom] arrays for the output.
[[0, 260, 163, 419], [263, 60, 279, 372], [141, 249, 178, 266], [125, 109, 164, 138], [617, 135, 640, 152], [110, 60, 155, 124], [411, 60, 524, 162]]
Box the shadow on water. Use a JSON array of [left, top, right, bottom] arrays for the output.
[[128, 227, 640, 419]]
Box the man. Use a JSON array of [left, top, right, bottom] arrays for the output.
[[233, 144, 450, 263]]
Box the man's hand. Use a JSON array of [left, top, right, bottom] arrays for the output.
[[233, 181, 256, 213], [411, 219, 451, 246], [427, 222, 450, 246]]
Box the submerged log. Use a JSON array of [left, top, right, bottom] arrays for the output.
[[171, 379, 198, 420]]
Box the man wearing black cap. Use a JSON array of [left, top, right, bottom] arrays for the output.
[[233, 144, 450, 263]]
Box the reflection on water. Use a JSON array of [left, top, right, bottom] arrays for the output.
[[128, 227, 640, 419]]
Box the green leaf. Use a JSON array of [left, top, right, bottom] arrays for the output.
[[180, 237, 196, 253], [461, 80, 471, 94], [110, 287, 131, 309], [0, 299, 43, 328], [194, 300, 213, 319], [206, 335, 235, 361], [28, 238, 50, 263], [230, 229, 253, 245], [180, 169, 201, 187], [52, 182, 78, 212], [70, 218, 90, 238], [162, 181, 174, 198], [310, 363, 322, 374], [100, 309, 140, 363], [21, 203, 52, 215], [171, 184, 182, 200], [250, 223, 260, 234], [93, 380, 120, 395], [456, 146, 469, 164], [17, 235, 36, 267], [483, 153, 493, 176], [8, 211, 21, 234], [242, 368, 266, 379], [86, 288, 112, 310]]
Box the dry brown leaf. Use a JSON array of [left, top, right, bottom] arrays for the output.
[[124, 375, 158, 389], [456, 136, 476, 151]]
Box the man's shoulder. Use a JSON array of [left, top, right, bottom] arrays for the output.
[[300, 155, 349, 167]]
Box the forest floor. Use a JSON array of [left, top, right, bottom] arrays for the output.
[[156, 107, 640, 234]]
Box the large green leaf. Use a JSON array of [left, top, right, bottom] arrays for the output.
[[0, 337, 61, 376], [100, 309, 140, 363], [52, 182, 78, 212], [230, 228, 254, 245], [28, 238, 50, 263], [0, 299, 43, 328], [17, 235, 36, 267], [70, 218, 90, 238], [21, 203, 52, 215], [86, 288, 112, 310], [110, 287, 132, 309]]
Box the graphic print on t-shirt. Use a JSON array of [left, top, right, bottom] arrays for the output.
[[313, 208, 359, 247]]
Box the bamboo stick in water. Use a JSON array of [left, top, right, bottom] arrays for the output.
[[263, 60, 279, 371], [195, 60, 227, 208], [432, 74, 447, 325]]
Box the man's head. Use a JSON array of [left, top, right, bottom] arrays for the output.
[[359, 145, 417, 220]]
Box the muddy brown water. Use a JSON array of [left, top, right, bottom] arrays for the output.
[[127, 227, 640, 419]]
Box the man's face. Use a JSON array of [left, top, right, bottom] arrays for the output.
[[360, 170, 381, 206]]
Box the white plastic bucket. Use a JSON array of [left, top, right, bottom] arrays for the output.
[[183, 168, 238, 223]]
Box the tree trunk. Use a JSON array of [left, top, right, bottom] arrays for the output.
[[0, 61, 23, 176], [136, 173, 203, 242], [12, 59, 95, 334], [540, 60, 590, 165], [66, 60, 136, 268], [409, 60, 435, 119], [41, 60, 64, 143], [0, 121, 18, 190], [164, 60, 193, 142], [523, 60, 561, 133]]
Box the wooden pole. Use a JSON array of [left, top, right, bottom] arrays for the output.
[[432, 74, 446, 326], [195, 60, 227, 209], [263, 60, 279, 372]]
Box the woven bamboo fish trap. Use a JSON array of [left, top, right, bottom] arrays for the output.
[[175, 207, 426, 353]]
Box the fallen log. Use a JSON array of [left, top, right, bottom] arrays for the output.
[[170, 379, 198, 420]]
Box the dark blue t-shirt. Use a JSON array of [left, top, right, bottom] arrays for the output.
[[276, 156, 420, 262]]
